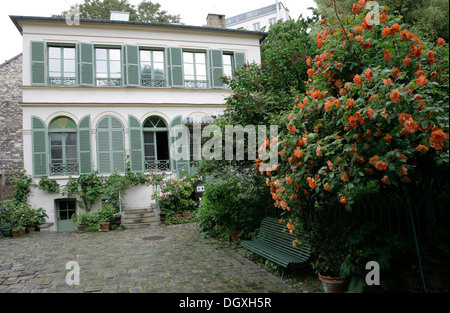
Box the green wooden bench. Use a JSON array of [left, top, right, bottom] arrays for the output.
[[240, 217, 310, 276]]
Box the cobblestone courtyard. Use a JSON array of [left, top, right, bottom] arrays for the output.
[[0, 223, 298, 293]]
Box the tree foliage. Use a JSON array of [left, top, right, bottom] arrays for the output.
[[314, 0, 449, 41], [55, 0, 181, 23]]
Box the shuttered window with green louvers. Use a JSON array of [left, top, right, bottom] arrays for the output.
[[31, 41, 46, 86], [32, 116, 48, 177], [97, 116, 125, 174]]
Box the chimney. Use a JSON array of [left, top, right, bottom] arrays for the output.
[[207, 14, 226, 28], [110, 11, 130, 21]]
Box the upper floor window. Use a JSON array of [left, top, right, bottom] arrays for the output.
[[253, 22, 261, 31], [183, 51, 207, 89], [95, 48, 122, 87], [48, 46, 76, 87], [140, 50, 166, 88], [223, 53, 234, 79], [269, 18, 277, 26]]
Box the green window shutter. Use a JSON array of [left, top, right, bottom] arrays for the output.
[[97, 117, 111, 174], [124, 45, 140, 87], [77, 42, 95, 86], [97, 116, 126, 174], [169, 115, 190, 177], [78, 115, 92, 174], [30, 41, 46, 86], [167, 47, 184, 88], [128, 115, 144, 172], [31, 116, 48, 177], [209, 49, 224, 88], [234, 52, 246, 71]]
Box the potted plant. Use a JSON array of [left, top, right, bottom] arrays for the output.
[[72, 211, 91, 232], [12, 225, 26, 238], [300, 213, 349, 293], [96, 203, 116, 232], [113, 212, 122, 227]]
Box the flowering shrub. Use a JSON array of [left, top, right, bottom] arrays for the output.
[[264, 1, 448, 214], [258, 0, 449, 284], [155, 172, 201, 215]]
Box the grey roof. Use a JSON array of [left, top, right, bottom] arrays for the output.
[[9, 15, 267, 38], [226, 3, 284, 26], [0, 53, 22, 68]]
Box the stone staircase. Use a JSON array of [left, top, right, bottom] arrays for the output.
[[122, 204, 159, 228]]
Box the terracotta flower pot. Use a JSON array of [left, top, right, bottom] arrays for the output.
[[99, 222, 110, 232], [318, 272, 346, 293], [27, 227, 36, 234], [229, 229, 242, 243], [183, 212, 193, 221], [77, 225, 86, 232], [12, 230, 25, 238]]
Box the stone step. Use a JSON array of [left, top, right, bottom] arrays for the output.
[[122, 207, 159, 228], [122, 216, 158, 224], [124, 211, 156, 218]]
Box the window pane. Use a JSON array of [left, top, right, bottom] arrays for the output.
[[64, 48, 75, 59], [64, 60, 76, 73], [140, 50, 151, 62], [184, 64, 194, 76], [49, 59, 61, 73], [48, 47, 61, 59], [110, 61, 121, 75], [51, 147, 63, 161], [51, 133, 63, 145], [195, 53, 206, 64], [153, 51, 164, 63], [65, 133, 77, 145], [141, 63, 152, 78], [96, 60, 108, 74], [223, 54, 232, 66], [96, 49, 107, 61], [66, 146, 77, 160], [183, 52, 193, 63], [196, 64, 206, 76], [109, 49, 121, 61]]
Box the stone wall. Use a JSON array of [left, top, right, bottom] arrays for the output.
[[0, 54, 23, 185]]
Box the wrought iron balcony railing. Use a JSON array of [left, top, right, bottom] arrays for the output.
[[50, 163, 79, 176], [96, 78, 122, 87], [184, 80, 208, 89], [48, 77, 76, 87], [142, 79, 166, 88], [145, 160, 171, 172]]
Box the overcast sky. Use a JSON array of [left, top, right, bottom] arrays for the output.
[[0, 0, 317, 63]]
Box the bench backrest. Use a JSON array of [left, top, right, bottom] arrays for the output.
[[258, 217, 310, 261]]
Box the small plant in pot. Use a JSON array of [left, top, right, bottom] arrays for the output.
[[96, 203, 116, 232], [12, 225, 26, 238], [72, 211, 91, 232], [300, 215, 349, 293], [113, 212, 122, 227]]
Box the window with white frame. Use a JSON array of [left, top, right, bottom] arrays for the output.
[[183, 51, 207, 89], [48, 46, 76, 86], [95, 48, 122, 87]]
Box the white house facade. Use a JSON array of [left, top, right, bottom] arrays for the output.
[[10, 14, 266, 231], [226, 2, 291, 31]]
